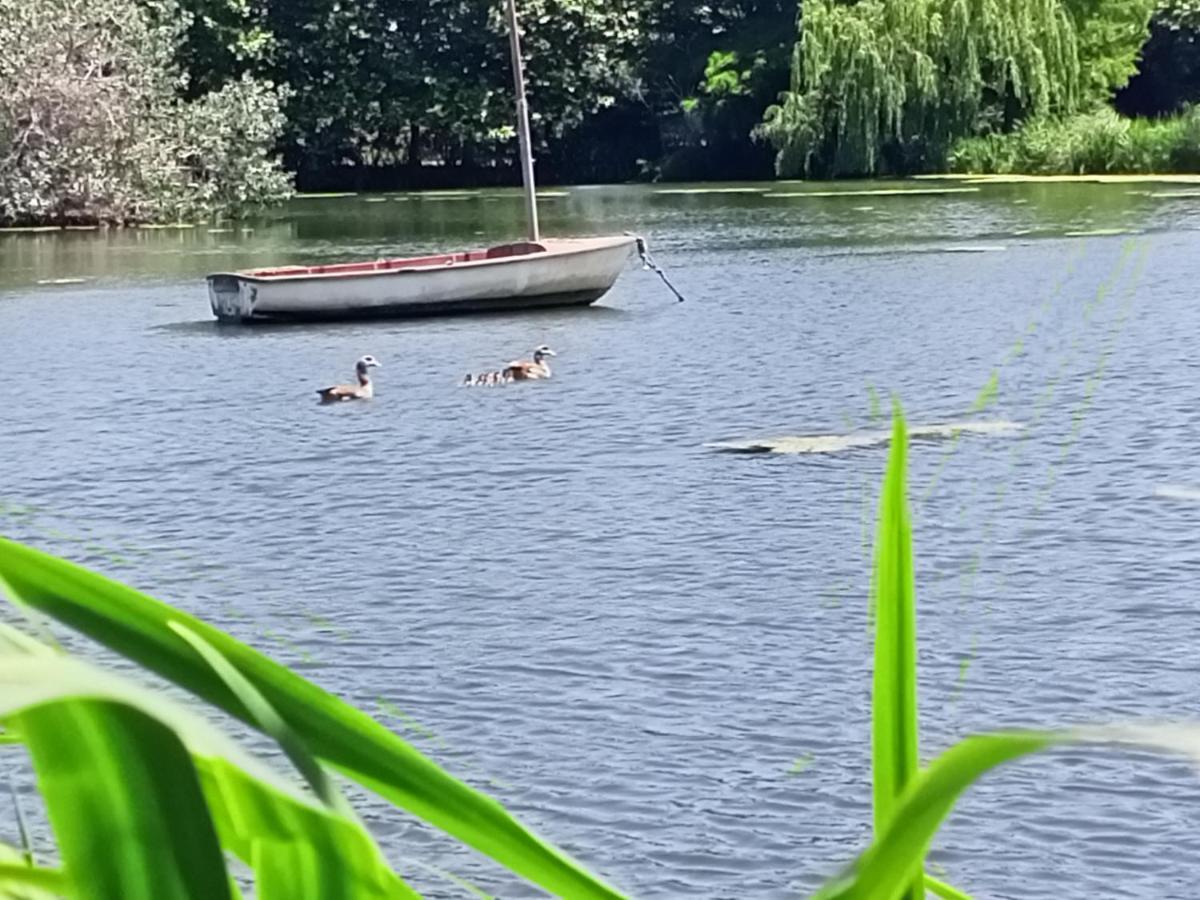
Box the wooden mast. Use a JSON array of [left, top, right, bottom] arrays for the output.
[[504, 0, 540, 243]]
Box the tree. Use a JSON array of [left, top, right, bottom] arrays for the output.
[[252, 0, 647, 183], [167, 0, 275, 98], [164, 0, 807, 184], [759, 0, 1090, 176], [1115, 0, 1200, 115], [0, 0, 290, 225], [1063, 0, 1158, 101], [634, 1, 795, 178], [759, 0, 1169, 178]]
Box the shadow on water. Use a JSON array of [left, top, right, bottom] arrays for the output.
[[154, 302, 630, 337]]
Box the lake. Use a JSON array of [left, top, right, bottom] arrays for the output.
[[2, 180, 1200, 898]]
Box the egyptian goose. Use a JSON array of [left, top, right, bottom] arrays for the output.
[[502, 345, 556, 381], [316, 355, 380, 403]]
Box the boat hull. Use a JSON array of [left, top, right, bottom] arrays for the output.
[[207, 236, 636, 322]]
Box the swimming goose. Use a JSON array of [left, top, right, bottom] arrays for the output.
[[461, 367, 518, 387], [502, 345, 556, 381], [317, 355, 380, 403]]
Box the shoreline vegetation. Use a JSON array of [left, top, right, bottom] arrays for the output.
[[1, 0, 1198, 226], [951, 108, 1200, 176], [3, 171, 1200, 233], [0, 171, 1197, 235]]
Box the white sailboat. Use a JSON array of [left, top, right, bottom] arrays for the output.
[[206, 0, 641, 323]]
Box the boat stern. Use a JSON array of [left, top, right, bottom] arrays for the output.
[[207, 274, 258, 322]]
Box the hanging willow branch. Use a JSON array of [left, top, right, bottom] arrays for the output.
[[759, 0, 1083, 176]]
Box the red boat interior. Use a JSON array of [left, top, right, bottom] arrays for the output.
[[247, 241, 547, 278]]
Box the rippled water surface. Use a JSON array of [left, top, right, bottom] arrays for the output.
[[3, 181, 1200, 898]]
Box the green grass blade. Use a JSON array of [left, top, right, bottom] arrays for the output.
[[816, 731, 1059, 900], [0, 539, 622, 898], [924, 874, 971, 900], [170, 622, 351, 817], [15, 699, 231, 900], [251, 841, 329, 899], [870, 410, 922, 898], [197, 762, 418, 900], [821, 722, 1200, 900], [0, 861, 67, 898], [0, 620, 54, 659], [167, 624, 415, 898], [0, 654, 314, 803], [0, 653, 414, 899]]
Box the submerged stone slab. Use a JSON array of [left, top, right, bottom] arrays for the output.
[[707, 420, 1024, 454]]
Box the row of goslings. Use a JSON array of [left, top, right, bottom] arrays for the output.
[[462, 371, 514, 387]]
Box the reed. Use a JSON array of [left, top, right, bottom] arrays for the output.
[[3, 410, 1200, 899], [0, 543, 625, 899], [814, 409, 1200, 900], [867, 412, 922, 899]]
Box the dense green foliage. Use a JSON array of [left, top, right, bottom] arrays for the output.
[[168, 0, 799, 186], [1065, 0, 1158, 102], [175, 0, 637, 179], [0, 0, 290, 226], [165, 0, 1198, 183], [648, 2, 795, 179], [3, 0, 1198, 219], [1116, 0, 1200, 115], [758, 0, 1170, 176], [264, 0, 644, 179], [760, 0, 1083, 176], [951, 105, 1200, 172]]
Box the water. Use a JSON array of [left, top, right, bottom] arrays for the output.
[[2, 181, 1200, 898]]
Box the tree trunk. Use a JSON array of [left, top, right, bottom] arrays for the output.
[[407, 123, 421, 171]]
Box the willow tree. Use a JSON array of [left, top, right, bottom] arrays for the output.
[[760, 0, 1083, 176]]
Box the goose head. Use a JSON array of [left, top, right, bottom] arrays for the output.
[[532, 345, 557, 363], [355, 355, 381, 383]]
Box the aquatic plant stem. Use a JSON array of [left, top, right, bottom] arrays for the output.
[[871, 410, 923, 900]]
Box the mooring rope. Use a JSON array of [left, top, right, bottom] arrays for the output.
[[632, 235, 686, 303]]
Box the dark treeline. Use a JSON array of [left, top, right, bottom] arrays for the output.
[[173, 0, 796, 190], [174, 0, 1200, 188], [2, 0, 1198, 226]]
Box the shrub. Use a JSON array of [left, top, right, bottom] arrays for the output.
[[0, 0, 291, 227], [950, 105, 1200, 173]]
